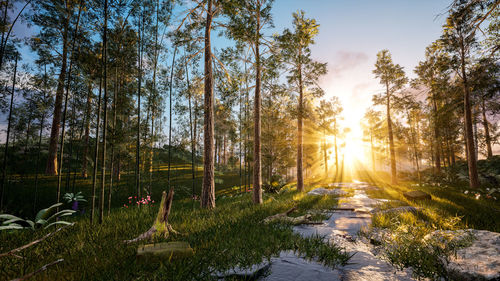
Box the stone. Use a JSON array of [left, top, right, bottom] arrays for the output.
[[403, 190, 431, 201], [308, 188, 347, 196], [136, 241, 194, 263], [443, 229, 500, 280]]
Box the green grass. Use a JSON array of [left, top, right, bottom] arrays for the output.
[[2, 164, 245, 218], [361, 178, 500, 279], [0, 183, 349, 280]]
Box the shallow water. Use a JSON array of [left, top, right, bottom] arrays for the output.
[[217, 182, 415, 281]]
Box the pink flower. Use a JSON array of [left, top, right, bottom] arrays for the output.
[[128, 196, 132, 199]]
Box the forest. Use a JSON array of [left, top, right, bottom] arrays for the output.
[[0, 0, 499, 280]]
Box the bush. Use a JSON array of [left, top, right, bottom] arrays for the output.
[[262, 175, 287, 194]]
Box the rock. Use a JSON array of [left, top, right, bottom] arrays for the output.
[[371, 206, 422, 215], [308, 188, 347, 196], [403, 190, 431, 201], [444, 230, 500, 280], [136, 241, 194, 263]]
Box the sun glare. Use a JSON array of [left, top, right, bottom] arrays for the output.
[[324, 112, 369, 174]]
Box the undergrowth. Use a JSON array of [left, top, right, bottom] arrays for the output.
[[0, 185, 349, 280]]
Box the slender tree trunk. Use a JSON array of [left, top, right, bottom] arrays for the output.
[[201, 0, 215, 208], [33, 65, 48, 214], [239, 77, 242, 193], [56, 1, 83, 209], [481, 98, 492, 158], [460, 37, 479, 189], [46, 16, 69, 175], [185, 57, 196, 199], [297, 62, 304, 192], [409, 113, 421, 182], [431, 93, 441, 173], [81, 82, 92, 178], [91, 75, 103, 223], [370, 129, 376, 172], [323, 129, 328, 176], [167, 46, 177, 188], [33, 113, 45, 214], [0, 54, 17, 210], [108, 68, 118, 215], [99, 0, 108, 224], [386, 82, 397, 184], [334, 119, 338, 177], [253, 6, 262, 203], [136, 13, 143, 201]]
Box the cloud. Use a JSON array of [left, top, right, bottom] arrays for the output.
[[330, 51, 369, 77]]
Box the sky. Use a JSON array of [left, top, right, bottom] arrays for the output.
[[269, 0, 451, 140]]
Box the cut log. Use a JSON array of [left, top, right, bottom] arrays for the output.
[[136, 242, 194, 263], [125, 188, 179, 244]]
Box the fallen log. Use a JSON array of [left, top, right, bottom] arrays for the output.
[[262, 207, 324, 225], [262, 207, 297, 223], [125, 188, 180, 244]]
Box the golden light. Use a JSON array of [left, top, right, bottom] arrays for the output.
[[324, 115, 370, 175]]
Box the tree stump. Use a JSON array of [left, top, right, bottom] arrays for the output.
[[125, 188, 179, 244]]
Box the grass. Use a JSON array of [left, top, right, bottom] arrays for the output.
[[358, 175, 500, 279], [2, 164, 245, 218], [0, 180, 350, 280]]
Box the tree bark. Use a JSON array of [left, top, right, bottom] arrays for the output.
[[201, 0, 215, 208], [81, 82, 92, 178], [46, 15, 69, 175], [386, 81, 397, 184], [460, 37, 479, 189], [253, 5, 262, 204], [481, 98, 492, 158], [431, 91, 441, 173], [99, 0, 108, 224], [297, 61, 304, 192]]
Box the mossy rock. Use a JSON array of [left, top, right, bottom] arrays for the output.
[[136, 242, 194, 263], [403, 190, 431, 201]]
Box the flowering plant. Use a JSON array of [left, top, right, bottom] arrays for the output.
[[123, 195, 155, 208]]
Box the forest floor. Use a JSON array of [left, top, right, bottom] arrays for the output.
[[1, 168, 500, 280]]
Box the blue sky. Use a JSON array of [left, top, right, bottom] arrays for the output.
[[267, 0, 451, 138]]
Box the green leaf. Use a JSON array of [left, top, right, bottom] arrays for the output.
[[0, 224, 24, 231], [0, 214, 23, 221], [36, 203, 64, 221], [46, 209, 75, 223], [44, 221, 72, 229], [2, 218, 26, 225]]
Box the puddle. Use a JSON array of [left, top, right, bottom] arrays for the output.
[[216, 251, 341, 281]]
